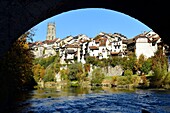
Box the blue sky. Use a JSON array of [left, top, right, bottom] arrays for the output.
[[31, 8, 152, 42]]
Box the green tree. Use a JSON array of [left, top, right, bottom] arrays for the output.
[[134, 54, 145, 72], [43, 64, 55, 82], [32, 53, 60, 82], [121, 55, 136, 73], [163, 72, 170, 88], [68, 62, 84, 82], [108, 57, 122, 67], [54, 52, 60, 73], [86, 56, 97, 66], [124, 69, 133, 76], [141, 58, 152, 74], [150, 49, 168, 88], [60, 69, 69, 80], [91, 68, 105, 85]]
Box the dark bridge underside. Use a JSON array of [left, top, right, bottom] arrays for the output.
[[0, 0, 170, 56]]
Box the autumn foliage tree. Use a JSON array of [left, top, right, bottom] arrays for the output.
[[0, 31, 36, 110], [150, 49, 168, 87], [134, 54, 145, 72], [32, 64, 45, 82], [0, 32, 36, 89], [33, 52, 60, 82]]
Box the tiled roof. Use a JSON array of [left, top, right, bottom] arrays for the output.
[[110, 52, 119, 55], [95, 39, 100, 43], [130, 32, 161, 44], [99, 38, 107, 46], [94, 35, 101, 40], [44, 38, 58, 44], [122, 40, 128, 44], [127, 34, 147, 44], [66, 44, 79, 48], [113, 33, 127, 39], [34, 41, 43, 45], [89, 46, 99, 50]]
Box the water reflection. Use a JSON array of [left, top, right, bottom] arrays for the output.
[[9, 85, 170, 113]]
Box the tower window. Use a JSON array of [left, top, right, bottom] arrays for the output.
[[52, 28, 53, 34]]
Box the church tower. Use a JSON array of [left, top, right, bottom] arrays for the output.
[[46, 22, 56, 40]]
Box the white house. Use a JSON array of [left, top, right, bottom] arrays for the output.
[[59, 46, 66, 64], [80, 40, 89, 64], [98, 37, 109, 59], [89, 45, 99, 57], [88, 39, 99, 57], [87, 32, 128, 59], [134, 31, 160, 59]]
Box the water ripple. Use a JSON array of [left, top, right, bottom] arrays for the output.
[[11, 89, 170, 113]]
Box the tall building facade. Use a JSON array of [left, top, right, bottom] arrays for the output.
[[46, 22, 56, 40]]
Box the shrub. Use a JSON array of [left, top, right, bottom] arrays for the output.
[[140, 58, 152, 74], [124, 69, 133, 76], [60, 69, 69, 81], [116, 75, 140, 86], [91, 68, 105, 85], [112, 76, 118, 85], [117, 76, 131, 85]]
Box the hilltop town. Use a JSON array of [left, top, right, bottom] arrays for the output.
[[28, 22, 170, 90], [29, 22, 164, 64]]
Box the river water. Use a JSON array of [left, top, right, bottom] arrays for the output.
[[8, 86, 170, 113]]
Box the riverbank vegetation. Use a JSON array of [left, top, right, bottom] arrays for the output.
[[1, 32, 169, 112], [32, 53, 60, 82], [0, 31, 37, 111], [33, 47, 170, 89]]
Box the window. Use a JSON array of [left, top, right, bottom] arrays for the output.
[[102, 48, 105, 52], [152, 42, 156, 46], [118, 38, 121, 41], [118, 45, 120, 49], [52, 28, 54, 34]]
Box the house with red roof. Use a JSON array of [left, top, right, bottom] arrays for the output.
[[127, 31, 161, 59]]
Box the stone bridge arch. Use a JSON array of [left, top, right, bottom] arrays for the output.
[[0, 0, 170, 56]]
